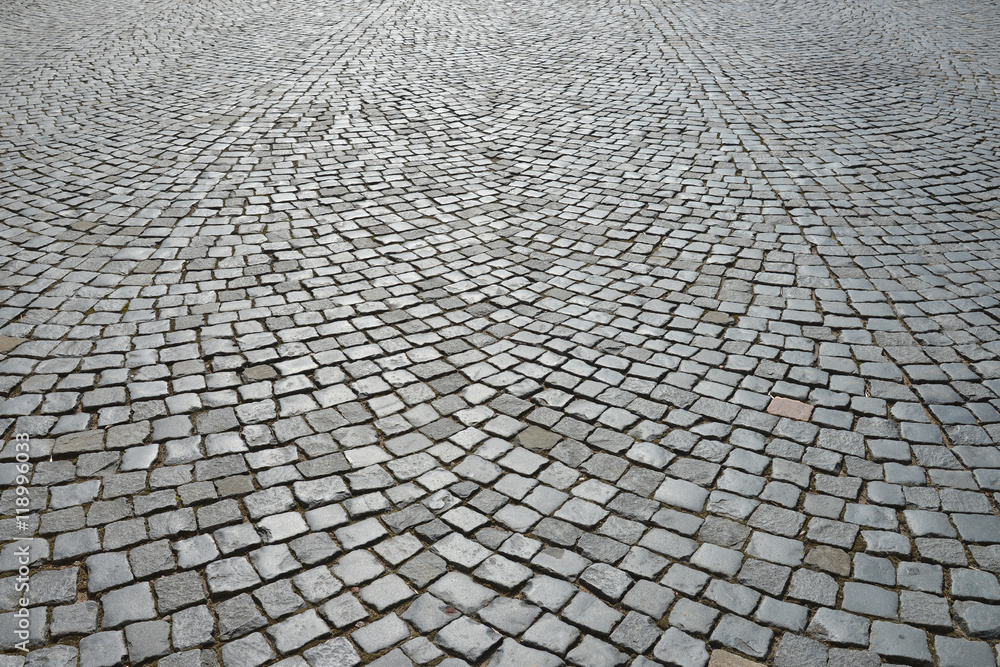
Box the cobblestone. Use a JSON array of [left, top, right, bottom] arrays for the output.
[[0, 0, 997, 663]]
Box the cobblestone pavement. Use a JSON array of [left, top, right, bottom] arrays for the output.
[[1, 0, 1000, 664]]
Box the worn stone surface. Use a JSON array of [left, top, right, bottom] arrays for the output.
[[767, 398, 813, 422], [1, 0, 1000, 664]]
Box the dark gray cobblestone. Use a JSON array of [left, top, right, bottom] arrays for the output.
[[1, 0, 1000, 664]]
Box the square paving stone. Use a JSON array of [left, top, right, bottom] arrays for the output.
[[897, 561, 942, 594], [580, 563, 634, 602], [486, 638, 561, 667], [654, 478, 710, 512], [431, 532, 491, 569], [477, 597, 542, 636], [428, 571, 497, 615], [745, 531, 803, 567], [566, 634, 629, 666], [621, 579, 674, 619], [28, 567, 78, 607], [808, 608, 870, 647], [360, 574, 415, 611], [705, 580, 761, 616], [216, 594, 268, 641], [753, 596, 809, 632], [554, 497, 610, 529], [788, 568, 838, 606], [904, 509, 956, 538], [523, 575, 577, 612], [320, 593, 369, 630], [288, 531, 339, 565], [434, 616, 502, 662], [862, 530, 911, 556], [206, 557, 262, 594], [267, 608, 330, 654], [563, 591, 624, 636], [254, 579, 306, 619], [709, 615, 773, 659], [154, 570, 207, 614], [773, 634, 828, 667], [250, 544, 302, 581], [80, 631, 128, 667], [933, 635, 996, 667], [951, 568, 1000, 601], [736, 559, 791, 597], [332, 549, 384, 586], [898, 590, 951, 630], [531, 547, 591, 578], [335, 518, 388, 550], [303, 637, 361, 667], [101, 582, 157, 629], [374, 534, 424, 567], [304, 505, 350, 532], [124, 620, 170, 663], [869, 620, 932, 666], [578, 534, 630, 564], [175, 534, 221, 568], [609, 610, 660, 653], [494, 504, 543, 533], [472, 554, 533, 591], [442, 505, 491, 533], [51, 601, 98, 637], [842, 582, 898, 619], [669, 598, 719, 636], [214, 523, 263, 555], [916, 538, 968, 566], [619, 545, 670, 579], [806, 518, 859, 549], [397, 551, 447, 588], [652, 627, 709, 667], [954, 514, 1000, 544], [690, 544, 743, 577], [400, 592, 457, 633], [293, 566, 343, 604], [402, 636, 443, 664], [661, 564, 711, 596], [639, 528, 699, 560], [522, 613, 581, 656], [86, 552, 133, 593], [854, 553, 895, 585], [952, 600, 1000, 639], [498, 447, 548, 475], [220, 632, 275, 667], [352, 613, 410, 654], [698, 515, 752, 549], [172, 604, 215, 650]]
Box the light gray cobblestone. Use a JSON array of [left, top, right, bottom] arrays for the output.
[[1, 0, 1000, 663]]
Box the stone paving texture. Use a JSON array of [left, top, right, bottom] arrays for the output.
[[0, 0, 999, 664]]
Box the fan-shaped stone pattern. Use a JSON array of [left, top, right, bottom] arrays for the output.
[[0, 0, 999, 665]]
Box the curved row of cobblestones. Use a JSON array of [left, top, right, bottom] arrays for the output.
[[1, 0, 999, 665]]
